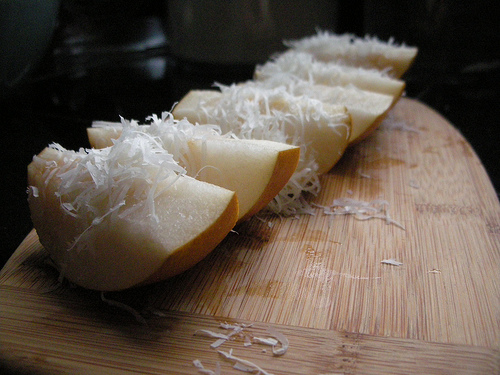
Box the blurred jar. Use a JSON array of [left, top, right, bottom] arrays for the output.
[[165, 0, 338, 66], [0, 0, 60, 96]]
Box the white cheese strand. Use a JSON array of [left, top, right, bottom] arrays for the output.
[[314, 197, 405, 230], [193, 359, 221, 375], [266, 327, 289, 356], [218, 350, 274, 375]]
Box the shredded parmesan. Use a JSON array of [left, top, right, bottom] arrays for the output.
[[193, 359, 221, 375], [266, 327, 289, 356], [195, 329, 230, 340], [314, 197, 405, 229], [190, 83, 350, 216], [244, 335, 253, 347], [358, 170, 372, 179], [379, 111, 420, 133], [92, 112, 225, 179], [381, 258, 403, 266], [255, 50, 396, 89], [252, 337, 279, 346], [428, 269, 441, 274], [284, 30, 418, 78], [193, 323, 289, 374], [40, 122, 187, 254], [194, 330, 231, 348], [218, 349, 274, 375], [194, 322, 289, 356], [195, 322, 253, 348], [409, 179, 420, 189], [100, 292, 147, 325]]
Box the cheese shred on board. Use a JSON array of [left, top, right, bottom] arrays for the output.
[[193, 359, 221, 375], [315, 197, 405, 229], [218, 349, 274, 375], [381, 258, 403, 266], [194, 322, 289, 357]]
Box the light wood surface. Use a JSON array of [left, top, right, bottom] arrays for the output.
[[1, 98, 499, 374]]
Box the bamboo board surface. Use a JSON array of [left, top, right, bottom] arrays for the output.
[[1, 98, 499, 374]]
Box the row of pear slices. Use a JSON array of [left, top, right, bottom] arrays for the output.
[[173, 33, 418, 149], [29, 117, 300, 291], [27, 32, 417, 291]]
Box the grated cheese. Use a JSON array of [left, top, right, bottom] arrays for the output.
[[40, 122, 188, 255], [194, 329, 232, 348], [409, 179, 420, 189], [218, 349, 274, 375], [381, 258, 403, 266], [358, 170, 372, 179], [193, 359, 221, 375], [194, 322, 253, 348], [100, 292, 147, 325], [255, 50, 404, 96], [193, 323, 289, 374], [284, 30, 418, 78], [379, 111, 420, 133], [252, 337, 279, 346], [194, 322, 289, 355], [314, 197, 405, 230], [266, 327, 289, 356], [92, 112, 225, 178], [190, 83, 350, 216]]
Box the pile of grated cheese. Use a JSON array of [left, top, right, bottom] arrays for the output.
[[193, 322, 289, 375]]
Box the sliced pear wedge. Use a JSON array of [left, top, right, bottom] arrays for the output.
[[172, 86, 351, 215], [88, 123, 300, 223], [250, 77, 396, 144], [172, 88, 351, 174], [188, 138, 300, 223], [286, 82, 396, 144], [285, 31, 418, 78], [255, 50, 406, 97], [27, 140, 238, 291]]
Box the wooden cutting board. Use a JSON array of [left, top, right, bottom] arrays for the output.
[[1, 98, 499, 374]]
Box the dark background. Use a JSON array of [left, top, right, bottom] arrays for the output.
[[1, 0, 499, 270], [0, 1, 499, 374]]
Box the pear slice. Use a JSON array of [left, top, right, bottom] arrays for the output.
[[255, 50, 406, 97], [188, 138, 300, 222], [172, 88, 351, 174], [172, 86, 351, 216], [248, 76, 396, 144], [285, 31, 418, 78], [284, 82, 396, 144], [171, 90, 222, 126], [88, 124, 300, 223], [27, 141, 238, 291]]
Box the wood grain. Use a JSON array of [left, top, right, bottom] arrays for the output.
[[1, 98, 499, 374], [1, 286, 498, 375]]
